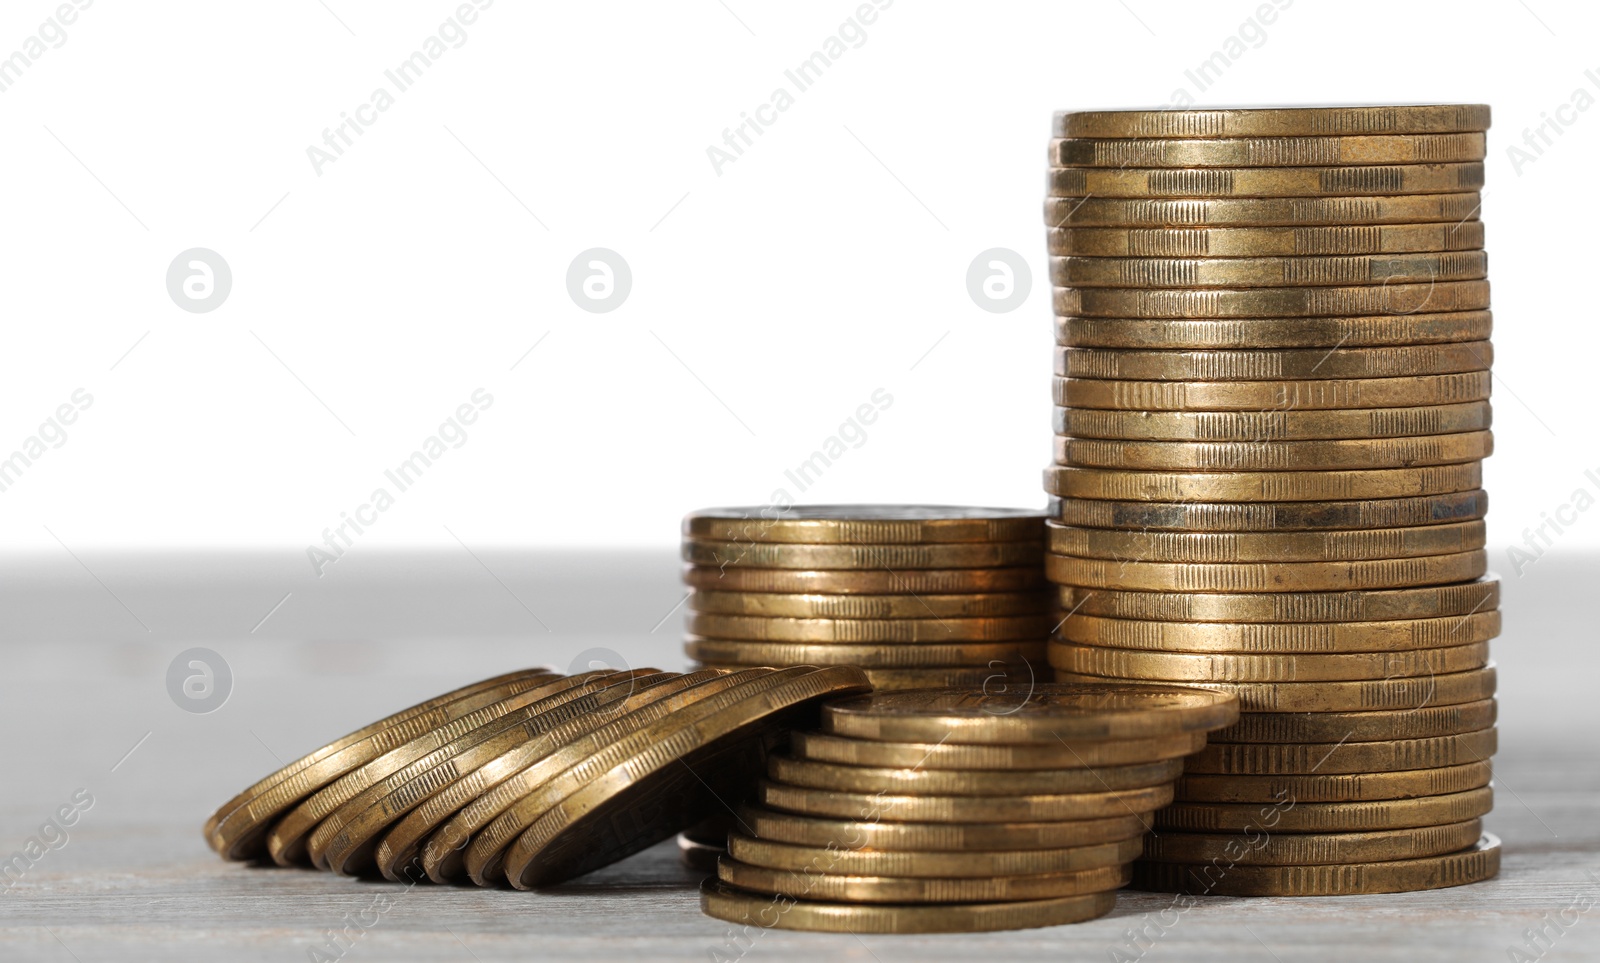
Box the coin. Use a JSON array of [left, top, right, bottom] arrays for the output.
[[700, 879, 1117, 933], [1054, 280, 1490, 318], [1186, 729, 1497, 775], [1053, 579, 1500, 623], [692, 663, 1045, 692], [683, 564, 1048, 594], [1045, 192, 1482, 228], [757, 780, 1175, 823], [1130, 831, 1500, 895], [1047, 551, 1487, 593], [1054, 402, 1493, 442], [1152, 787, 1493, 833], [1046, 520, 1487, 563], [1050, 223, 1486, 259], [1214, 699, 1498, 743], [682, 539, 1042, 570], [677, 833, 724, 873], [687, 612, 1056, 642], [1055, 611, 1499, 654], [1141, 818, 1482, 864], [1047, 163, 1484, 198], [1053, 664, 1497, 712], [1053, 430, 1493, 471], [717, 856, 1131, 903], [689, 590, 1053, 619], [1044, 465, 1484, 502], [1176, 761, 1493, 803], [737, 805, 1150, 851], [1054, 342, 1492, 380], [683, 505, 1045, 544], [1051, 251, 1487, 288], [728, 831, 1144, 877], [1055, 372, 1492, 411], [821, 683, 1238, 744], [1055, 105, 1492, 138], [1050, 132, 1487, 168], [1056, 311, 1493, 349], [790, 729, 1209, 770], [1049, 490, 1490, 532], [1049, 641, 1489, 682], [768, 755, 1186, 795], [684, 637, 1047, 668]]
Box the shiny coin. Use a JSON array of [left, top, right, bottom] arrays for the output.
[[1050, 132, 1487, 168], [1186, 729, 1497, 774], [1046, 520, 1487, 563], [1055, 664, 1498, 713], [1048, 222, 1485, 258], [1176, 760, 1493, 803], [1214, 699, 1497, 743], [687, 611, 1056, 642], [1051, 251, 1486, 288], [1046, 550, 1487, 592], [1056, 311, 1493, 348], [718, 856, 1131, 904], [1053, 579, 1500, 623], [1140, 817, 1483, 865], [1044, 465, 1484, 502], [1055, 105, 1492, 139], [1047, 163, 1483, 198], [682, 539, 1041, 570], [683, 505, 1045, 544], [1152, 787, 1493, 833], [791, 729, 1208, 770], [685, 637, 1047, 668], [1054, 611, 1500, 654], [1055, 280, 1490, 318], [768, 754, 1186, 795], [1049, 641, 1489, 682], [737, 805, 1150, 851], [1055, 371, 1491, 411], [692, 663, 1045, 692], [1054, 402, 1493, 442], [729, 831, 1144, 877], [701, 879, 1116, 933], [1053, 430, 1493, 471], [1049, 489, 1490, 531], [1045, 192, 1482, 228], [757, 779, 1175, 823], [677, 833, 724, 873], [689, 589, 1053, 619], [683, 564, 1047, 595], [1054, 342, 1491, 380]]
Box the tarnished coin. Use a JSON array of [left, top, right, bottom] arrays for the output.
[[1049, 490, 1490, 532], [1056, 311, 1493, 348], [1152, 787, 1493, 833], [687, 611, 1056, 642], [768, 754, 1186, 795], [1214, 699, 1498, 743], [1048, 641, 1489, 682], [1051, 251, 1486, 288], [1054, 342, 1492, 380], [1054, 611, 1500, 654], [683, 506, 1045, 544], [1044, 550, 1488, 592], [718, 856, 1131, 904], [1054, 402, 1493, 442], [1049, 222, 1485, 258], [729, 831, 1144, 877], [1176, 761, 1493, 803], [1054, 280, 1491, 318], [1053, 579, 1500, 623], [1044, 464, 1484, 502], [689, 589, 1053, 619], [1141, 818, 1483, 865], [737, 805, 1150, 851], [682, 538, 1041, 570], [683, 564, 1047, 595], [1054, 105, 1492, 139], [1045, 192, 1482, 228], [1055, 372, 1492, 411], [1047, 163, 1484, 198], [1130, 832, 1500, 895], [790, 729, 1209, 771], [1186, 729, 1497, 775], [701, 879, 1116, 933], [757, 779, 1175, 823], [1052, 430, 1493, 471], [1053, 664, 1498, 713], [1046, 520, 1487, 563], [684, 637, 1047, 668], [1050, 132, 1487, 168]]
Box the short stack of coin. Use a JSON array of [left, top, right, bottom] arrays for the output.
[[701, 685, 1238, 933], [1042, 105, 1501, 894], [681, 506, 1054, 690]]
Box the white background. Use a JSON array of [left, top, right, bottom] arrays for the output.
[[0, 0, 1594, 561]]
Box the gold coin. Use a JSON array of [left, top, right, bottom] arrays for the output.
[[1153, 787, 1493, 833], [757, 779, 1175, 823], [1141, 817, 1483, 865], [1057, 612, 1499, 654], [768, 754, 1186, 795], [689, 589, 1053, 619], [683, 564, 1046, 595], [1054, 579, 1500, 623], [1044, 465, 1483, 502], [1045, 192, 1482, 228], [1050, 132, 1487, 168], [824, 683, 1238, 744], [1054, 342, 1492, 380], [1130, 831, 1501, 895], [692, 663, 1043, 692], [1056, 371, 1491, 411], [1049, 489, 1490, 531], [718, 855, 1131, 904], [205, 668, 556, 860], [791, 729, 1208, 770], [1048, 163, 1484, 199], [1055, 402, 1493, 442], [728, 831, 1144, 877], [1052, 251, 1486, 288], [1055, 280, 1490, 318], [1056, 311, 1493, 348], [499, 666, 873, 890], [1177, 761, 1492, 803], [1214, 699, 1498, 743], [1055, 664, 1497, 713], [682, 539, 1041, 570], [687, 611, 1056, 642], [1049, 641, 1489, 683], [737, 805, 1150, 851], [1054, 430, 1492, 472], [684, 637, 1047, 668], [1055, 105, 1492, 139], [1046, 550, 1487, 592], [1046, 520, 1487, 563], [682, 505, 1045, 544], [1050, 223, 1486, 259], [700, 879, 1116, 933], [1187, 729, 1497, 775]]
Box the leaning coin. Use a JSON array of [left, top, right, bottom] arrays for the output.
[[1045, 192, 1482, 228], [685, 637, 1047, 668], [1049, 490, 1490, 532], [1055, 311, 1493, 349], [1184, 729, 1497, 775], [1052, 430, 1493, 471], [1047, 163, 1483, 198], [1152, 787, 1493, 833], [1050, 251, 1486, 288], [790, 729, 1208, 770], [1213, 699, 1497, 743], [1055, 372, 1492, 412], [1175, 761, 1493, 803], [1053, 665, 1498, 713], [1054, 280, 1491, 319], [1050, 132, 1487, 168], [1053, 579, 1500, 623], [683, 505, 1046, 544], [1131, 832, 1500, 895], [1045, 520, 1487, 563], [728, 831, 1144, 878], [768, 755, 1186, 795], [701, 879, 1116, 933], [718, 855, 1131, 903], [683, 564, 1046, 595], [1054, 105, 1492, 139], [682, 539, 1042, 570], [737, 805, 1150, 851], [1054, 611, 1500, 653], [687, 612, 1056, 642], [757, 780, 1175, 823], [1054, 342, 1492, 380], [1048, 222, 1485, 257], [1141, 818, 1483, 865], [1054, 402, 1493, 442], [689, 590, 1053, 619], [690, 663, 1045, 692]]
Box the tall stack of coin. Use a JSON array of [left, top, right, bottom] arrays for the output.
[[681, 506, 1053, 690], [1042, 105, 1501, 894], [701, 685, 1238, 933]]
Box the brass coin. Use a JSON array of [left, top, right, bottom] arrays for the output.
[[1053, 430, 1492, 471], [790, 729, 1208, 771], [683, 505, 1045, 544], [1214, 699, 1498, 743], [1049, 641, 1489, 683], [692, 663, 1044, 692], [687, 611, 1056, 642], [1047, 163, 1484, 198], [1046, 520, 1487, 563], [1054, 402, 1493, 441], [718, 855, 1132, 904], [1177, 762, 1493, 804], [1140, 817, 1483, 865], [1056, 371, 1492, 411], [1053, 579, 1500, 623], [682, 538, 1041, 570], [737, 805, 1150, 851], [1050, 132, 1487, 168], [1045, 192, 1482, 228], [728, 831, 1144, 878], [1051, 251, 1487, 288], [768, 754, 1186, 795], [1153, 787, 1493, 833], [1054, 342, 1492, 380], [684, 637, 1047, 668], [689, 589, 1053, 619], [1055, 105, 1492, 139], [1056, 311, 1493, 348], [1048, 490, 1490, 531], [1045, 551, 1487, 592], [1056, 612, 1499, 654], [1049, 223, 1486, 259], [1044, 465, 1484, 502], [1054, 664, 1498, 713], [1054, 280, 1491, 318], [683, 564, 1047, 595], [757, 779, 1175, 823], [822, 683, 1238, 744], [1130, 831, 1501, 895], [700, 879, 1116, 933], [1186, 729, 1497, 775]]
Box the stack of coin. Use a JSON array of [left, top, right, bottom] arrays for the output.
[[682, 506, 1053, 690], [1042, 105, 1501, 894], [204, 664, 869, 888], [701, 685, 1239, 933]]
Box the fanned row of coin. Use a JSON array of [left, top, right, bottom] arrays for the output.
[[699, 685, 1238, 932], [1043, 104, 1501, 894]]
